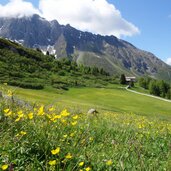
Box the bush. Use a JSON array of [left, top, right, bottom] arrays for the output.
[[58, 70, 66, 76], [8, 80, 44, 90]]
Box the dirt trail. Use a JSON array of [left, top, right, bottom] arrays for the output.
[[125, 86, 171, 103]]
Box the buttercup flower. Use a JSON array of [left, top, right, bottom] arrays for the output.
[[49, 107, 55, 112], [1, 164, 8, 170], [65, 153, 72, 159], [15, 117, 21, 122], [85, 167, 91, 171], [106, 159, 113, 166], [72, 115, 78, 120], [63, 134, 68, 138], [38, 105, 44, 115], [4, 109, 10, 113], [71, 121, 77, 126], [28, 112, 33, 119], [79, 161, 84, 167], [49, 160, 56, 166], [20, 131, 27, 135], [51, 147, 60, 155], [61, 109, 70, 117]]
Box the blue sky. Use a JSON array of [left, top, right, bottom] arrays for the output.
[[0, 0, 171, 63], [110, 0, 171, 63]]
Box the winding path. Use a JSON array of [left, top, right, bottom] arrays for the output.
[[125, 86, 171, 103]]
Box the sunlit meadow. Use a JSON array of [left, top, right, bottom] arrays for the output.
[[0, 86, 171, 170]]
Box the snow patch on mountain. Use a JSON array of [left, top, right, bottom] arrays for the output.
[[40, 45, 56, 56]]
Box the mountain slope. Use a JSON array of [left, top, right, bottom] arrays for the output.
[[0, 38, 110, 89], [0, 14, 171, 81]]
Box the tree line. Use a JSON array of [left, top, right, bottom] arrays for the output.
[[139, 77, 171, 99]]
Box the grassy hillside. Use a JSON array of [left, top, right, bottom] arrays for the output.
[[4, 84, 171, 122], [0, 92, 171, 170], [1, 74, 171, 171]]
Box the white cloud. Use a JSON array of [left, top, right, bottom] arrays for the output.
[[39, 0, 140, 38], [0, 0, 140, 37], [166, 58, 171, 65], [0, 0, 40, 18]]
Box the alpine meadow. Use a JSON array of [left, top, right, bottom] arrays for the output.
[[0, 0, 171, 171]]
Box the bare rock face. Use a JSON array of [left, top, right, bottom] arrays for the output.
[[0, 14, 171, 81], [0, 14, 62, 47]]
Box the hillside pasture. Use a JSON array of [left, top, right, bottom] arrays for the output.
[[10, 85, 171, 122]]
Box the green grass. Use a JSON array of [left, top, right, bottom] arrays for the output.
[[1, 85, 171, 170], [10, 84, 171, 122], [132, 84, 150, 94], [0, 100, 171, 170]]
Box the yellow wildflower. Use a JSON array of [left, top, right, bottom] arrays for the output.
[[79, 161, 84, 167], [17, 111, 24, 119], [17, 110, 23, 115], [48, 160, 57, 166], [63, 134, 68, 138], [1, 164, 8, 170], [65, 153, 72, 159], [70, 132, 75, 137], [54, 115, 61, 119], [4, 111, 12, 117], [51, 147, 60, 155], [49, 107, 55, 112], [72, 115, 78, 120], [20, 131, 27, 135], [61, 109, 70, 117], [89, 137, 94, 141], [138, 124, 145, 129], [4, 109, 10, 113], [85, 167, 91, 171], [15, 133, 20, 137], [28, 112, 33, 120], [15, 117, 21, 122], [106, 160, 113, 166], [71, 121, 77, 126], [38, 105, 44, 115], [7, 90, 12, 97], [51, 118, 57, 123]]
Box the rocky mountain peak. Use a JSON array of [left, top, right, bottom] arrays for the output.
[[0, 14, 171, 81]]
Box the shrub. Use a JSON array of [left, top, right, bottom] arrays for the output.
[[58, 70, 66, 76], [8, 80, 44, 90]]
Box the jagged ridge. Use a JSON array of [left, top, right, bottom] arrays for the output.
[[0, 14, 171, 81]]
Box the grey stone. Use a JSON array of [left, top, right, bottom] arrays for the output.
[[87, 109, 98, 114]]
